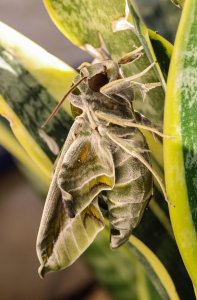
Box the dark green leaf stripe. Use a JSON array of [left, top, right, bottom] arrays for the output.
[[0, 47, 72, 162], [164, 0, 197, 289], [0, 118, 49, 189], [180, 3, 197, 231], [0, 21, 77, 178], [149, 30, 172, 81]]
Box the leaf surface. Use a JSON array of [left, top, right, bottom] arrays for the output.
[[164, 0, 197, 289]]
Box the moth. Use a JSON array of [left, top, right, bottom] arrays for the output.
[[37, 51, 167, 276]]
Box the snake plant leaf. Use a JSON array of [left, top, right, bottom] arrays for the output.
[[0, 119, 49, 191], [128, 235, 179, 300], [164, 0, 197, 289], [85, 229, 179, 300], [135, 189, 195, 299], [171, 0, 185, 8], [148, 30, 173, 82], [44, 0, 166, 126], [0, 21, 76, 179]]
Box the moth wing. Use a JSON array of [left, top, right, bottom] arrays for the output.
[[106, 130, 153, 248], [37, 195, 104, 276], [37, 116, 104, 275], [57, 129, 115, 217]]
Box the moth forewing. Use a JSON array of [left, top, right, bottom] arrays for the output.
[[36, 116, 105, 276], [57, 117, 115, 218], [38, 197, 104, 277]]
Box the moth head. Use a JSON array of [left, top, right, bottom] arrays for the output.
[[80, 61, 120, 92]]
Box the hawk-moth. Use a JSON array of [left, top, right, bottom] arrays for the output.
[[37, 54, 166, 275]]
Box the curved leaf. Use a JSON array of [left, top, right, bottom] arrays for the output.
[[148, 29, 173, 81], [0, 22, 76, 178], [128, 235, 179, 300], [85, 229, 179, 300], [134, 189, 195, 299], [0, 119, 49, 190], [164, 0, 197, 289], [171, 0, 185, 8]]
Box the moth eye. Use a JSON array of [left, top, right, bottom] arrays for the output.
[[88, 73, 109, 92]]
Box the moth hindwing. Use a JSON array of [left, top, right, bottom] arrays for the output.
[[37, 56, 164, 275]]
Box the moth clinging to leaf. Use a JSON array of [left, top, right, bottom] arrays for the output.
[[37, 51, 169, 276]]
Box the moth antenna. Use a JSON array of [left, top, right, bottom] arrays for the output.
[[107, 132, 174, 207], [41, 76, 87, 128]]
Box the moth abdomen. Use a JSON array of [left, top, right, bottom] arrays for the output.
[[109, 201, 149, 249], [106, 136, 153, 248]]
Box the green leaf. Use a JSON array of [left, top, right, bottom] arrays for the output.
[[85, 229, 180, 300], [134, 192, 194, 299], [171, 0, 185, 8], [0, 22, 77, 179], [0, 118, 49, 190], [164, 0, 197, 290], [128, 235, 179, 300], [148, 30, 172, 81]]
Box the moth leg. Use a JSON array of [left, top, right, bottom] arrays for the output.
[[95, 111, 172, 139], [118, 46, 144, 65], [106, 131, 174, 207], [139, 82, 162, 102], [100, 62, 161, 108]]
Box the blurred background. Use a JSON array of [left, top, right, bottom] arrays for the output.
[[0, 1, 180, 299]]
